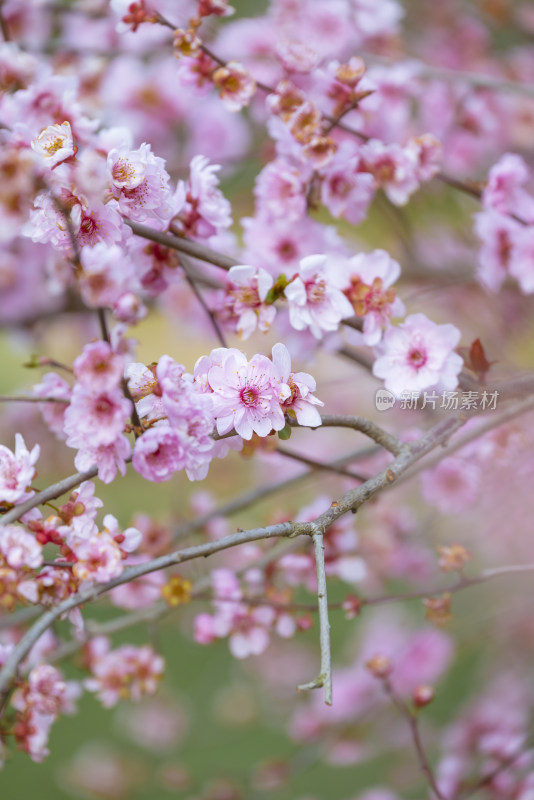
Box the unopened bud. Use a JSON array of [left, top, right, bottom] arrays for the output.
[[413, 685, 435, 708], [365, 654, 393, 679], [423, 594, 452, 626], [296, 614, 313, 631], [342, 594, 363, 619], [437, 544, 471, 573]]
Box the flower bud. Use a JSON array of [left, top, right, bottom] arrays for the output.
[[413, 685, 435, 708]]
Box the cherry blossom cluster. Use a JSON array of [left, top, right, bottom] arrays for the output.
[[2, 0, 534, 792]]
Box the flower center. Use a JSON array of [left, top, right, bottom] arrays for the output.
[[408, 348, 427, 369], [306, 279, 326, 305], [240, 386, 258, 407]]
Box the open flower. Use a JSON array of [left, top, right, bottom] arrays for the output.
[[373, 313, 463, 396], [207, 350, 288, 440], [31, 121, 75, 167]]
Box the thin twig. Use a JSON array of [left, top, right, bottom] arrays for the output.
[[276, 445, 368, 482], [0, 396, 69, 404], [179, 252, 228, 346], [125, 219, 238, 270], [382, 678, 445, 800], [291, 414, 405, 457], [297, 529, 332, 705]]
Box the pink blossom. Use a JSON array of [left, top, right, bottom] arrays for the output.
[[254, 160, 309, 222], [132, 426, 188, 482], [102, 513, 142, 554], [0, 433, 40, 505], [72, 532, 124, 583], [30, 121, 75, 168], [320, 141, 375, 224], [474, 210, 522, 292], [218, 264, 276, 339], [108, 142, 173, 223], [0, 524, 43, 569], [482, 152, 534, 220], [194, 613, 218, 644], [32, 372, 71, 439], [25, 191, 123, 253], [207, 349, 288, 440], [19, 665, 68, 716], [275, 39, 319, 73], [212, 61, 256, 112], [360, 139, 419, 206], [79, 243, 138, 309], [344, 249, 405, 345], [284, 254, 354, 338], [241, 214, 348, 276], [85, 638, 164, 707], [172, 155, 232, 240], [406, 133, 443, 182], [64, 385, 131, 449], [420, 457, 481, 513], [372, 313, 463, 396], [508, 225, 534, 294], [73, 434, 131, 485], [271, 342, 323, 427], [73, 341, 125, 394]]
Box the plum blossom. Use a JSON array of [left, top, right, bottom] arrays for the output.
[[193, 569, 282, 658], [320, 142, 375, 224], [284, 254, 354, 338], [84, 637, 164, 707], [30, 121, 75, 168], [0, 434, 40, 505], [421, 457, 481, 513], [73, 341, 125, 394], [271, 342, 323, 427], [64, 384, 132, 449], [71, 532, 124, 583], [212, 61, 256, 111], [474, 210, 522, 292], [32, 372, 72, 439], [372, 313, 463, 396], [205, 349, 288, 440], [73, 434, 131, 485], [107, 142, 174, 223], [25, 191, 123, 253], [482, 152, 534, 221], [0, 524, 43, 569], [359, 139, 419, 206], [132, 427, 189, 483], [172, 155, 232, 240], [217, 264, 276, 339], [254, 159, 309, 222], [344, 249, 405, 345]]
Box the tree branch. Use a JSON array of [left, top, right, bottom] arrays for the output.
[[297, 529, 332, 705]]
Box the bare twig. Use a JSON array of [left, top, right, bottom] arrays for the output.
[[179, 252, 228, 346], [382, 678, 445, 800], [125, 219, 238, 270], [297, 529, 332, 705], [0, 396, 69, 404]]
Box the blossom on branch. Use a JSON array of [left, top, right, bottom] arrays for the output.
[[372, 313, 463, 396]]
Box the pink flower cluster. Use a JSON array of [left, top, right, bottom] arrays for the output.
[[11, 663, 80, 762], [194, 568, 296, 658], [84, 636, 164, 707], [475, 153, 534, 293], [63, 340, 132, 484], [0, 433, 39, 506], [194, 342, 322, 440]]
